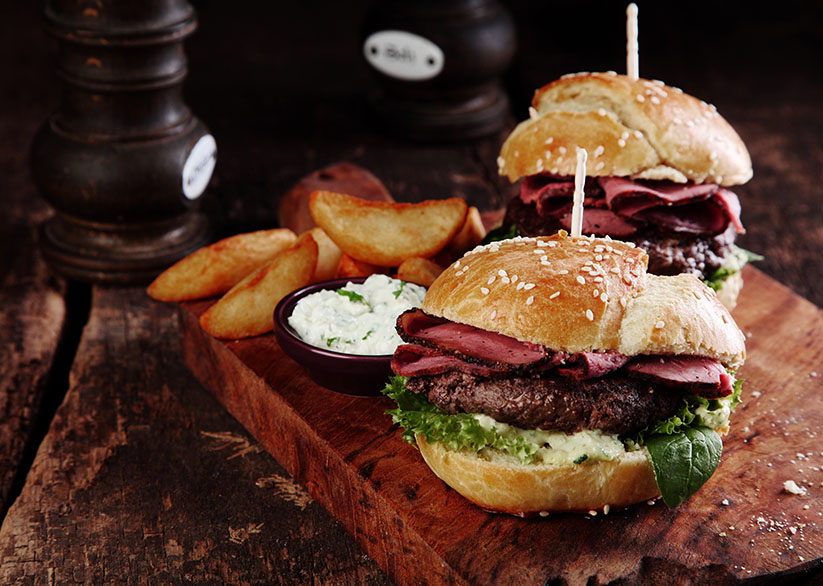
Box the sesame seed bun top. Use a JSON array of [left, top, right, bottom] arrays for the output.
[[497, 72, 752, 186], [422, 231, 746, 368]]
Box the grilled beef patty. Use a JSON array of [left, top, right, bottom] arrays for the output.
[[406, 370, 684, 435]]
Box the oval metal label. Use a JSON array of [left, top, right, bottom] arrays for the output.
[[363, 30, 444, 81], [182, 134, 217, 201]]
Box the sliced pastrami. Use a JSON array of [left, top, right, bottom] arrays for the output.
[[599, 177, 744, 236], [625, 355, 734, 398], [519, 174, 744, 237], [557, 351, 631, 380], [396, 309, 549, 366], [391, 344, 513, 378]]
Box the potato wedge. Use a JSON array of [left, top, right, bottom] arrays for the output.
[[447, 206, 486, 258], [147, 228, 297, 302], [396, 257, 444, 288], [199, 233, 318, 339], [335, 254, 387, 279], [306, 227, 342, 281], [309, 191, 467, 267]]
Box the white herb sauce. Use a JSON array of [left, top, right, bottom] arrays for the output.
[[288, 274, 426, 355]]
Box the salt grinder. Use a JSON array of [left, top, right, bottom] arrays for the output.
[[362, 0, 516, 141], [30, 0, 215, 285]]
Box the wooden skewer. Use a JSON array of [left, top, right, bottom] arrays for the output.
[[571, 148, 587, 238], [627, 3, 639, 80]]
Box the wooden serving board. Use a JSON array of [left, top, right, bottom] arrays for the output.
[[179, 266, 823, 585]]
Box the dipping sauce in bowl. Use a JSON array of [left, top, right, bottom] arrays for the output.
[[273, 275, 426, 396], [289, 274, 426, 355]]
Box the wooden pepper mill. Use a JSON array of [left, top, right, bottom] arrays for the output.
[[31, 0, 215, 285], [361, 0, 516, 141]]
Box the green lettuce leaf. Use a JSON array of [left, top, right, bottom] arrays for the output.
[[381, 376, 539, 464], [704, 245, 764, 291], [480, 223, 521, 245]]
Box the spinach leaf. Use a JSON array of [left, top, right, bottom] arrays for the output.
[[645, 427, 722, 507]]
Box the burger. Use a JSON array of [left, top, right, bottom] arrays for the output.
[[383, 231, 745, 514], [496, 72, 761, 309]]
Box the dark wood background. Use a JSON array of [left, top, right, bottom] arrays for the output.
[[1, 0, 821, 584]]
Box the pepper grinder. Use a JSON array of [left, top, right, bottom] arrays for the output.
[[31, 0, 215, 285], [362, 0, 516, 141]]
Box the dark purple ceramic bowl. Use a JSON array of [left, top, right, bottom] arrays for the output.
[[273, 277, 394, 397]]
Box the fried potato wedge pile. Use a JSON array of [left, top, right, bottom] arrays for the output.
[[147, 191, 487, 339]]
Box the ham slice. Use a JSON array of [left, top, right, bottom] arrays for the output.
[[625, 355, 734, 398]]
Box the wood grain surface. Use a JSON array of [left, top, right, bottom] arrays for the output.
[[0, 287, 390, 585], [178, 266, 823, 585]]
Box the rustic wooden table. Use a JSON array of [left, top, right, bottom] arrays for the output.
[[1, 2, 821, 584]]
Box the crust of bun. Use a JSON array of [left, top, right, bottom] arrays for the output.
[[422, 232, 745, 367], [498, 72, 752, 186], [417, 435, 659, 514]]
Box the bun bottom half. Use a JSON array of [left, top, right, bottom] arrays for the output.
[[416, 435, 660, 515]]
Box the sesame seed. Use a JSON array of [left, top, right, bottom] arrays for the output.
[[551, 167, 559, 174], [487, 275, 496, 285], [593, 145, 605, 158], [502, 277, 510, 284], [576, 276, 586, 285], [686, 120, 695, 127], [634, 130, 642, 139], [620, 297, 628, 308], [540, 255, 548, 262], [481, 287, 490, 295], [597, 108, 606, 116], [536, 159, 544, 171], [593, 289, 600, 297], [595, 254, 603, 261], [516, 282, 525, 290], [636, 94, 645, 102], [526, 296, 535, 305], [490, 310, 497, 319], [454, 260, 461, 268], [498, 269, 507, 277], [558, 146, 567, 155], [524, 283, 535, 290], [545, 137, 554, 145], [594, 276, 603, 283], [710, 151, 718, 160], [618, 139, 626, 148], [529, 106, 538, 119], [511, 275, 518, 283], [621, 131, 630, 140], [655, 320, 665, 329], [586, 309, 594, 321], [547, 241, 557, 247], [595, 162, 605, 171], [650, 96, 661, 105], [600, 292, 608, 302], [533, 249, 545, 254], [550, 291, 560, 299], [537, 240, 549, 247]]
